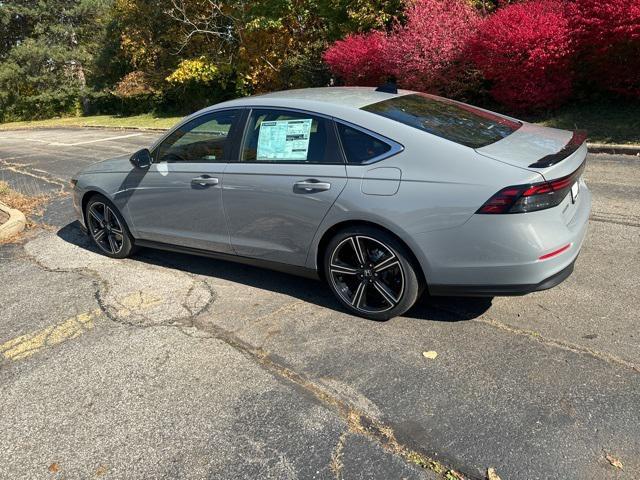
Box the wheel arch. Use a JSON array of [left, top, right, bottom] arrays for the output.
[[81, 190, 102, 220], [80, 188, 137, 237], [314, 219, 427, 286]]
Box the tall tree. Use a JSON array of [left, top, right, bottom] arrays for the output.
[[165, 0, 404, 92], [0, 0, 111, 120]]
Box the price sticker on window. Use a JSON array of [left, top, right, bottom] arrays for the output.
[[257, 119, 312, 161]]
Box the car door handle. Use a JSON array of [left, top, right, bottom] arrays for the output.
[[191, 175, 219, 187], [294, 179, 331, 193]]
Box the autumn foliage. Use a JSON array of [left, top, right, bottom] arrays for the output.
[[568, 0, 640, 98], [321, 31, 389, 86], [469, 0, 574, 111], [385, 0, 480, 93], [324, 0, 640, 113], [322, 0, 480, 95]]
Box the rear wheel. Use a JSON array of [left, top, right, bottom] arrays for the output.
[[85, 194, 136, 259], [323, 226, 421, 320]]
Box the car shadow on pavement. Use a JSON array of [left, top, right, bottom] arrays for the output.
[[57, 221, 493, 322]]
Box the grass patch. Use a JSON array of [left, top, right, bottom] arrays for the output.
[[0, 113, 182, 131], [531, 99, 640, 145]]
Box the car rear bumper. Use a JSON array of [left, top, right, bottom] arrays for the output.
[[428, 258, 576, 297], [415, 179, 591, 296]]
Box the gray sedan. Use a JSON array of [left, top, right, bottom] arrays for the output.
[[71, 87, 591, 320]]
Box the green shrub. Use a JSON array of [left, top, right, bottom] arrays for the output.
[[85, 91, 160, 116], [1, 89, 80, 122]]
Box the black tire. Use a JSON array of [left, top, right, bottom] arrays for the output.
[[323, 226, 422, 321], [85, 194, 137, 259]]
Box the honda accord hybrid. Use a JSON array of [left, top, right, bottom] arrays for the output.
[[71, 87, 591, 320]]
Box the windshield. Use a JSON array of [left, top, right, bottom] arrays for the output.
[[362, 94, 521, 148]]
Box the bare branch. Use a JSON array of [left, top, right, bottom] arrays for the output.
[[165, 0, 240, 53]]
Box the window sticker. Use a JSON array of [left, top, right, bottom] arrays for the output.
[[256, 119, 313, 161]]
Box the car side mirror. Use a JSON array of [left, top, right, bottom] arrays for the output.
[[130, 148, 152, 169]]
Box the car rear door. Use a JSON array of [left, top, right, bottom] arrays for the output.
[[222, 108, 347, 266], [124, 109, 242, 252]]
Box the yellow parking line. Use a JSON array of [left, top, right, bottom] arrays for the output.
[[1, 291, 165, 362], [1, 309, 101, 361]]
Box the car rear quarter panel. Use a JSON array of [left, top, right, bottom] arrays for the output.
[[418, 180, 591, 286]]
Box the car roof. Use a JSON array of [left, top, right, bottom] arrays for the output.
[[210, 87, 414, 111], [256, 87, 413, 108]]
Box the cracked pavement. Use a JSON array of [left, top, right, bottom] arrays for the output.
[[1, 128, 639, 479]]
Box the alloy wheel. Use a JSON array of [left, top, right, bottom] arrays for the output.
[[329, 235, 405, 314], [87, 202, 125, 255]]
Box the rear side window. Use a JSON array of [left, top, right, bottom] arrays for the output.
[[337, 124, 391, 164], [362, 94, 521, 149], [241, 109, 341, 164]]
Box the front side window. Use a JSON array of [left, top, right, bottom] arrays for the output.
[[337, 124, 392, 164], [362, 94, 521, 149], [155, 109, 239, 163], [242, 109, 341, 164]]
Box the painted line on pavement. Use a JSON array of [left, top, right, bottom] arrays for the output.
[[1, 309, 101, 361], [1, 291, 164, 362], [48, 133, 143, 146], [0, 133, 144, 147]]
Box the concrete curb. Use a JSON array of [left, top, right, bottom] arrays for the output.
[[0, 201, 26, 240], [587, 143, 640, 156]]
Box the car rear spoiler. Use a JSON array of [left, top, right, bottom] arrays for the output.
[[528, 130, 588, 168]]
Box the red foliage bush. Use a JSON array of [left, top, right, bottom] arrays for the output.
[[323, 0, 480, 95], [386, 0, 481, 93], [469, 0, 574, 112], [324, 0, 639, 111], [568, 0, 640, 98], [322, 31, 390, 87]]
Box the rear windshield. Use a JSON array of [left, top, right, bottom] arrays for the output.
[[362, 94, 521, 148]]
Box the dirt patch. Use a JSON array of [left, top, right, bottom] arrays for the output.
[[0, 181, 49, 218], [0, 181, 49, 242]]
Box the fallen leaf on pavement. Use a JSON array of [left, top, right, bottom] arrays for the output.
[[48, 463, 60, 473], [487, 467, 502, 480], [445, 469, 465, 480], [606, 453, 624, 470], [422, 351, 438, 359]]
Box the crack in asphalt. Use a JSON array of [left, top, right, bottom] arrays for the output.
[[476, 316, 640, 375], [14, 226, 640, 478], [15, 233, 469, 480], [330, 430, 348, 480], [8, 220, 640, 479], [186, 316, 467, 479], [0, 158, 67, 193], [589, 214, 640, 228], [429, 302, 640, 375]]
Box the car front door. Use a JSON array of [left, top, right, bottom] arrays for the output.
[[124, 109, 241, 252], [223, 108, 347, 266]]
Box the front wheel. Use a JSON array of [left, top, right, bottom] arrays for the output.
[[85, 194, 136, 259], [323, 226, 422, 321]]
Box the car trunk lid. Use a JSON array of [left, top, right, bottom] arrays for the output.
[[476, 123, 588, 224], [476, 123, 587, 181]]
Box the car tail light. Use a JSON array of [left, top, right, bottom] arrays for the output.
[[477, 162, 585, 214]]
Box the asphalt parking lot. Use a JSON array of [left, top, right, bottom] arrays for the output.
[[1, 128, 639, 480]]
